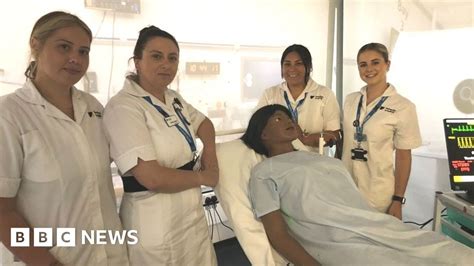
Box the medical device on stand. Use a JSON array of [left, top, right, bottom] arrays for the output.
[[318, 131, 341, 157], [433, 118, 474, 248], [319, 133, 325, 155]]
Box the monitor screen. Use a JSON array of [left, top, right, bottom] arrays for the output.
[[443, 118, 474, 202]]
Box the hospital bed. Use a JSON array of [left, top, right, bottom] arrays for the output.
[[214, 138, 474, 265], [214, 138, 308, 265]]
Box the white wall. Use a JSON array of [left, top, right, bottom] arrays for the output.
[[0, 0, 331, 130], [0, 0, 330, 99], [343, 0, 433, 96]]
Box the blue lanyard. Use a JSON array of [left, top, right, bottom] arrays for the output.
[[143, 96, 197, 154], [354, 95, 388, 141], [283, 91, 307, 123]]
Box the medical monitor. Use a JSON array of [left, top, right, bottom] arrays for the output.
[[443, 118, 474, 203]]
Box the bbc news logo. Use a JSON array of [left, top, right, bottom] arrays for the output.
[[11, 228, 138, 247]]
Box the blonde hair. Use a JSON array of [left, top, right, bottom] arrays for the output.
[[357, 43, 390, 63], [25, 11, 92, 79]]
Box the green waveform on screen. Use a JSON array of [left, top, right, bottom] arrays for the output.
[[451, 125, 474, 134]]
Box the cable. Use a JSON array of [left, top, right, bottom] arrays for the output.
[[93, 11, 107, 38], [404, 221, 426, 227], [403, 219, 434, 228], [212, 205, 234, 232], [82, 11, 107, 94], [212, 208, 220, 240], [403, 208, 447, 229], [420, 218, 434, 229], [209, 195, 233, 232], [106, 11, 116, 101], [206, 206, 214, 240]]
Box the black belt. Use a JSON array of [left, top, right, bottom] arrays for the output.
[[121, 160, 196, 193]]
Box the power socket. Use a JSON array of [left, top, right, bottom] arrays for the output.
[[204, 195, 219, 207], [202, 189, 216, 207]]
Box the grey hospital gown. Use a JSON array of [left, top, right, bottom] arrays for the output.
[[249, 151, 473, 265]]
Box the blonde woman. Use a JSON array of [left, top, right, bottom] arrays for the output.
[[342, 43, 422, 219], [0, 11, 128, 265]]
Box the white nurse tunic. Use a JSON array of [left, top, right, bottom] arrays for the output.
[[0, 80, 128, 265], [103, 79, 216, 265], [257, 78, 340, 152], [342, 84, 422, 211]]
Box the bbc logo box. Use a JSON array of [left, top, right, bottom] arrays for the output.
[[11, 228, 75, 247], [10, 228, 138, 247], [10, 228, 29, 247]]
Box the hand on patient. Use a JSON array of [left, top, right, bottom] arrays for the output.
[[296, 125, 317, 147], [298, 132, 334, 147], [296, 124, 338, 148]]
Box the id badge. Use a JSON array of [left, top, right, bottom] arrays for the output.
[[354, 133, 367, 142], [351, 147, 368, 161], [165, 115, 179, 127]]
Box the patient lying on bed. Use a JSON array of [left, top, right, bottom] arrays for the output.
[[242, 104, 474, 266]]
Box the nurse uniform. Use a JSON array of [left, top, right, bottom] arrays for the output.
[[342, 84, 422, 212], [257, 78, 340, 153], [103, 79, 216, 265], [0, 80, 129, 265]]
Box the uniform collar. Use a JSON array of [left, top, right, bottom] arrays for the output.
[[282, 78, 319, 102], [360, 83, 397, 97], [122, 78, 173, 106], [16, 79, 86, 121], [16, 79, 49, 105], [122, 78, 152, 97], [16, 79, 83, 104]]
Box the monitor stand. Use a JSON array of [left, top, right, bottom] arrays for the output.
[[455, 190, 474, 204]]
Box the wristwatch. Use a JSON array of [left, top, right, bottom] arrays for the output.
[[392, 195, 406, 204]]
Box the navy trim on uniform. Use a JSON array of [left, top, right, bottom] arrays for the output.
[[121, 160, 196, 193]]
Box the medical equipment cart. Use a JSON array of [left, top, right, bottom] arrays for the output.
[[433, 191, 474, 248]]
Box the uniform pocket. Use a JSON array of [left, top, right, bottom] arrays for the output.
[[135, 193, 169, 247], [21, 130, 60, 182]]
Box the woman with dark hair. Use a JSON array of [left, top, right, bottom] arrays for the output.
[[242, 105, 473, 266], [342, 43, 422, 219], [103, 26, 217, 265], [0, 11, 128, 265], [256, 44, 340, 154]]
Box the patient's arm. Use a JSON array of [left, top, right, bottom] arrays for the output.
[[261, 210, 321, 266]]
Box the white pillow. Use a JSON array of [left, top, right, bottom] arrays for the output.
[[215, 139, 308, 265]]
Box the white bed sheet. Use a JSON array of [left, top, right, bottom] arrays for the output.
[[215, 138, 307, 265]]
